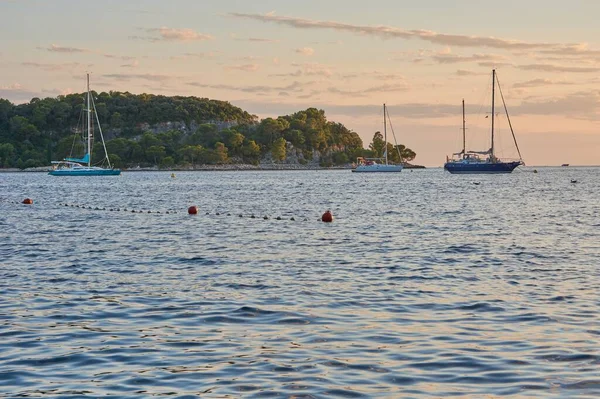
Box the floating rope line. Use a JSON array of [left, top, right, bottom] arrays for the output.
[[58, 203, 179, 214], [2, 198, 315, 222], [59, 203, 312, 221]]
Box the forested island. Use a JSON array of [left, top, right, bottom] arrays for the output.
[[0, 92, 418, 170]]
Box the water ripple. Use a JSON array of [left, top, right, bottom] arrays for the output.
[[1, 168, 599, 398]]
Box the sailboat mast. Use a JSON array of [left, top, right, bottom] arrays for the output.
[[462, 99, 466, 157], [491, 69, 495, 159], [383, 103, 388, 165], [86, 73, 91, 167]]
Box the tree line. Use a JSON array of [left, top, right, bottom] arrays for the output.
[[0, 92, 416, 169]]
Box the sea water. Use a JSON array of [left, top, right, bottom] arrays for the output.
[[0, 168, 598, 398]]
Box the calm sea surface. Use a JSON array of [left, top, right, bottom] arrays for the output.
[[1, 167, 599, 398]]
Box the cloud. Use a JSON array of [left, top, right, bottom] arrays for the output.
[[539, 43, 600, 60], [224, 63, 260, 72], [169, 52, 218, 60], [309, 40, 344, 45], [120, 60, 139, 68], [237, 56, 263, 61], [0, 83, 58, 103], [42, 44, 90, 53], [21, 62, 86, 71], [328, 82, 410, 97], [477, 61, 514, 68], [133, 27, 213, 42], [517, 64, 600, 73], [104, 53, 137, 61], [273, 62, 332, 77], [230, 34, 280, 43], [516, 90, 600, 119], [228, 12, 560, 50], [188, 80, 305, 94], [102, 73, 172, 82], [513, 78, 575, 89], [456, 69, 486, 76], [432, 52, 508, 64], [41, 87, 74, 96], [0, 83, 22, 90], [295, 47, 315, 56], [341, 71, 404, 81], [233, 89, 600, 123]]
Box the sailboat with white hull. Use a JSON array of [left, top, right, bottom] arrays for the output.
[[444, 70, 523, 174], [352, 104, 403, 173], [49, 74, 120, 176]]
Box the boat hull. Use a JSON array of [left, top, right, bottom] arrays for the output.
[[444, 161, 521, 174], [352, 164, 403, 173], [49, 169, 121, 176]]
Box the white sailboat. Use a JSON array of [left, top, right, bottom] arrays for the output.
[[49, 74, 120, 176], [352, 104, 403, 173]]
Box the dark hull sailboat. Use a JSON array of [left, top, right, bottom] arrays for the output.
[[444, 160, 522, 174], [444, 70, 523, 174]]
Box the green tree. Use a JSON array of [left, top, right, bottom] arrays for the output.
[[257, 117, 289, 145], [332, 152, 349, 165], [146, 145, 166, 165], [0, 143, 15, 167], [213, 142, 228, 164], [182, 145, 204, 165], [222, 130, 245, 154], [369, 131, 385, 158], [271, 137, 287, 161], [284, 129, 305, 147], [160, 156, 175, 168], [110, 111, 123, 128], [10, 116, 40, 143], [242, 140, 261, 163], [108, 154, 123, 168]]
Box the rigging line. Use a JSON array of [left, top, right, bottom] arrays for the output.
[[90, 91, 112, 168], [70, 102, 85, 158], [384, 107, 403, 161], [495, 73, 523, 162]]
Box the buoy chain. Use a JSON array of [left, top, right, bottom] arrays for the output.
[[1, 199, 21, 205], [4, 198, 330, 223], [200, 212, 306, 221], [58, 203, 179, 214]]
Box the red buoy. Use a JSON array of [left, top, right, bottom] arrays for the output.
[[321, 210, 333, 223], [188, 205, 198, 215], [22, 198, 33, 205]]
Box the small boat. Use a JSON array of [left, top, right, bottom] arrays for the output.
[[49, 74, 120, 176], [444, 70, 524, 174], [561, 164, 570, 167], [352, 104, 403, 173]]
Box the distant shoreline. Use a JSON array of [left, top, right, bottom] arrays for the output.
[[0, 163, 426, 173]]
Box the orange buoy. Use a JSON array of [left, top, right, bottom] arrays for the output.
[[22, 198, 33, 205], [321, 210, 333, 223], [188, 205, 198, 215]]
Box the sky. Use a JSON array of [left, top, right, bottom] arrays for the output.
[[1, 0, 600, 166]]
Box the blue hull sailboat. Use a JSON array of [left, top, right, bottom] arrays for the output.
[[49, 74, 121, 176], [444, 70, 523, 174], [352, 104, 403, 173]]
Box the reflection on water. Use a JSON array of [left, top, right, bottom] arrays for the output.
[[1, 167, 599, 398]]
